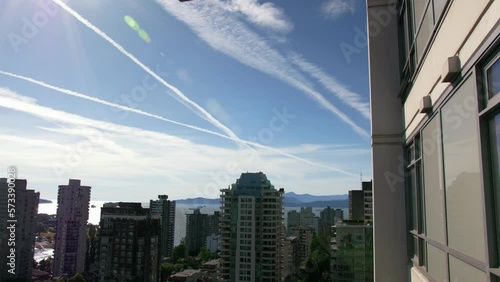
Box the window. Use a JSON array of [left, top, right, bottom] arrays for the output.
[[442, 75, 486, 262], [486, 54, 500, 99], [398, 0, 450, 95], [422, 115, 446, 244]]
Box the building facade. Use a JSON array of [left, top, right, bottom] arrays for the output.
[[185, 208, 209, 256], [331, 223, 373, 282], [319, 206, 344, 237], [53, 179, 91, 278], [286, 210, 300, 235], [97, 202, 161, 282], [290, 226, 314, 265], [150, 195, 176, 260], [367, 0, 499, 281], [348, 190, 364, 221], [219, 172, 284, 282], [281, 236, 300, 281], [362, 181, 373, 222], [0, 178, 39, 281]]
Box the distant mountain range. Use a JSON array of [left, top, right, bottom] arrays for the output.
[[176, 192, 348, 208]]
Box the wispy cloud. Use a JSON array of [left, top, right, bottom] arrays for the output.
[[289, 53, 370, 119], [51, 0, 241, 143], [224, 0, 293, 33], [156, 0, 369, 137], [321, 0, 356, 19], [0, 80, 357, 177], [0, 88, 365, 199]]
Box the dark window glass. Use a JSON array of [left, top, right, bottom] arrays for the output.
[[413, 0, 428, 29], [433, 0, 447, 23], [487, 58, 500, 98], [492, 113, 500, 264], [415, 5, 433, 62]]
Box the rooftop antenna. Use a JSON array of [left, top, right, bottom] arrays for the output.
[[360, 170, 363, 187]]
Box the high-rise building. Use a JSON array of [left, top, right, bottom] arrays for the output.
[[206, 233, 219, 253], [281, 236, 300, 281], [367, 0, 499, 280], [150, 195, 176, 260], [97, 202, 161, 282], [208, 211, 220, 236], [219, 172, 284, 282], [349, 181, 373, 222], [334, 208, 344, 223], [185, 208, 209, 256], [0, 178, 39, 281], [291, 226, 314, 264], [348, 190, 363, 221], [319, 206, 343, 237], [53, 179, 91, 278], [362, 181, 373, 222], [330, 223, 373, 282], [286, 210, 300, 235]]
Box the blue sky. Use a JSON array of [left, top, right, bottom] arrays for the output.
[[0, 0, 372, 201]]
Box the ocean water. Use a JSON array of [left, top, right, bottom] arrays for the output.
[[38, 201, 347, 246]]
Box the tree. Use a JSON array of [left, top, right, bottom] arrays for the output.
[[198, 247, 211, 262], [299, 236, 331, 282], [38, 257, 53, 272], [173, 240, 186, 263], [68, 273, 86, 282]]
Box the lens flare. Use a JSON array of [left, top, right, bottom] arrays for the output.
[[124, 15, 150, 43], [124, 15, 139, 31]]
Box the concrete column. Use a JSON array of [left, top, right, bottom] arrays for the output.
[[367, 0, 408, 281]]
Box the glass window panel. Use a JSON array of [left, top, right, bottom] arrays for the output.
[[449, 255, 487, 282], [487, 58, 500, 98], [492, 113, 500, 264], [433, 0, 447, 23], [413, 0, 428, 29], [423, 116, 446, 244], [416, 5, 433, 63], [408, 166, 417, 231], [416, 162, 424, 234], [442, 76, 486, 262], [418, 238, 426, 266], [427, 244, 447, 281]]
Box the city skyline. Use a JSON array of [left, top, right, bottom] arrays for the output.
[[0, 0, 372, 201]]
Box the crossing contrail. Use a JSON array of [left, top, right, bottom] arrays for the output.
[[51, 0, 241, 142], [0, 70, 358, 177]]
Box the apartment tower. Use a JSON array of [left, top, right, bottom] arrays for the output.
[[150, 195, 176, 260], [219, 172, 284, 282], [53, 179, 91, 278], [97, 202, 161, 282], [0, 178, 39, 281]]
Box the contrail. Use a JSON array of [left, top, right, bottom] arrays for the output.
[[0, 71, 358, 177], [51, 0, 240, 142]]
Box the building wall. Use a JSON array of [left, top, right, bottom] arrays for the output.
[[367, 0, 500, 281], [331, 224, 373, 282], [185, 209, 209, 256], [0, 179, 39, 281], [219, 172, 284, 282], [97, 202, 161, 282], [348, 190, 364, 221], [53, 179, 90, 278], [150, 195, 176, 260]]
